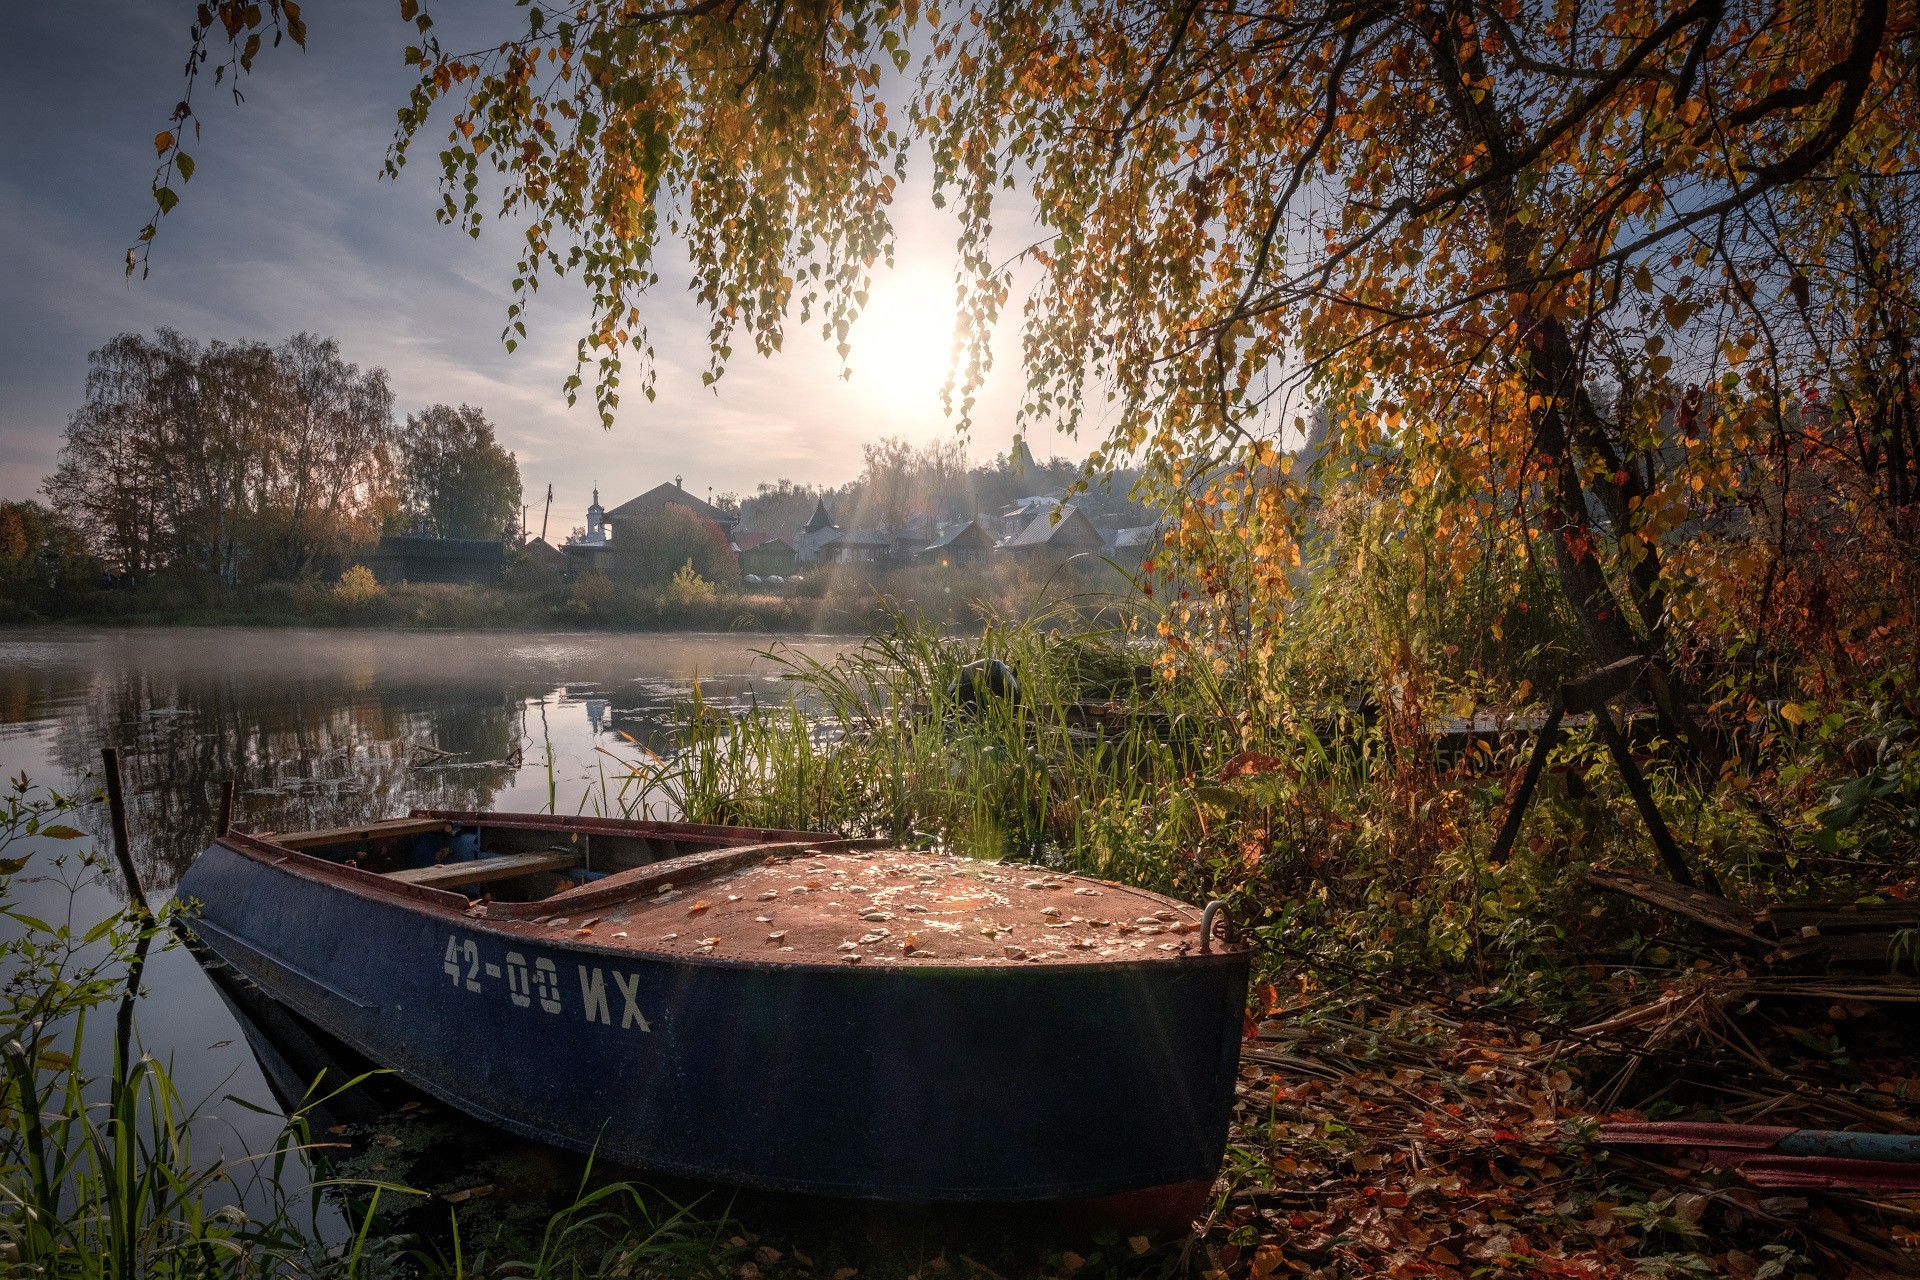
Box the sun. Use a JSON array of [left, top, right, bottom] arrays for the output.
[[840, 266, 963, 413]]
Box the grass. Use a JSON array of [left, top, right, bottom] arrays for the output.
[[583, 595, 1914, 1001]]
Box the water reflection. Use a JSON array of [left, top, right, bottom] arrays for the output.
[[0, 629, 845, 894]]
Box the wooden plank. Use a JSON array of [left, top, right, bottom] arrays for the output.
[[1584, 870, 1770, 944], [1758, 902, 1920, 934], [276, 817, 453, 849], [387, 852, 578, 889]]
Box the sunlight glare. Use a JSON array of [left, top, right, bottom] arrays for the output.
[[841, 267, 963, 413]]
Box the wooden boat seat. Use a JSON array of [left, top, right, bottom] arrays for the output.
[[275, 818, 454, 849], [386, 852, 579, 890]]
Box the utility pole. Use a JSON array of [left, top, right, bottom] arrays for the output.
[[541, 483, 554, 542]]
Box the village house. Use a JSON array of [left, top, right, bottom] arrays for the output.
[[791, 500, 840, 565], [735, 532, 797, 580], [923, 519, 995, 567], [1001, 505, 1108, 561], [561, 479, 740, 579], [604, 478, 737, 539], [818, 527, 892, 565]]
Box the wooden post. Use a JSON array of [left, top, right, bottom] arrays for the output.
[[1587, 705, 1698, 889], [1488, 698, 1566, 867], [99, 748, 148, 917], [217, 779, 235, 838]]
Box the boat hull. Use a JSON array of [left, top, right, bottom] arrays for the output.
[[178, 837, 1248, 1202]]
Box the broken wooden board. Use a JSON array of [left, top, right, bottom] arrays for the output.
[[386, 852, 579, 889]]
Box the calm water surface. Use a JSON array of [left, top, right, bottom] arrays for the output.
[[0, 627, 847, 1216]]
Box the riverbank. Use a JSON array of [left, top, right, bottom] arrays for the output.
[[0, 559, 1138, 634]]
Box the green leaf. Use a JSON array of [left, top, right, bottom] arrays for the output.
[[399, 0, 418, 18], [154, 186, 180, 214], [38, 824, 83, 839], [175, 153, 196, 182], [4, 910, 54, 933]]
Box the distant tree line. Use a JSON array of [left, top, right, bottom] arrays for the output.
[[49, 330, 521, 586]]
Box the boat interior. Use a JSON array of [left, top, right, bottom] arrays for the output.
[[253, 811, 831, 904]]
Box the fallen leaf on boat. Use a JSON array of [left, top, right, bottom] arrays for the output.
[[689, 900, 711, 914], [1127, 1236, 1150, 1256], [373, 1134, 399, 1147], [767, 931, 786, 942], [442, 1184, 494, 1204], [206, 1040, 231, 1050]]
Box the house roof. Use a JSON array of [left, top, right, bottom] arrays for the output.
[[821, 528, 891, 548], [524, 537, 568, 564], [733, 531, 792, 551], [928, 520, 996, 552], [606, 482, 728, 524], [1005, 506, 1107, 550], [803, 499, 837, 533], [1107, 524, 1160, 549]]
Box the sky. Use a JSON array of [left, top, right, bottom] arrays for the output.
[[0, 0, 1053, 535]]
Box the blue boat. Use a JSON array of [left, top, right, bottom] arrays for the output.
[[177, 810, 1249, 1213]]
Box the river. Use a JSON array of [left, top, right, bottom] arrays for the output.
[[0, 627, 848, 1228]]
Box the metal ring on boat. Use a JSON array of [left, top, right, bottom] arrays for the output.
[[1200, 900, 1227, 954]]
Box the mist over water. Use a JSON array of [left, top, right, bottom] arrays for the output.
[[0, 628, 848, 892]]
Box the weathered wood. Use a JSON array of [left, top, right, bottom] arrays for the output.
[[1560, 655, 1648, 714], [1588, 704, 1699, 887], [275, 818, 454, 849], [1756, 901, 1920, 935], [1488, 697, 1566, 866], [387, 852, 579, 888], [1583, 870, 1769, 944]]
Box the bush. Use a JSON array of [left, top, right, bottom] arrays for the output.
[[334, 563, 383, 604], [665, 560, 717, 608], [566, 571, 618, 619]]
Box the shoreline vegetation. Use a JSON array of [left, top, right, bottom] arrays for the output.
[[0, 557, 1143, 635]]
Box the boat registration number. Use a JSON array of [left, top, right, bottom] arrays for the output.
[[442, 934, 652, 1032]]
